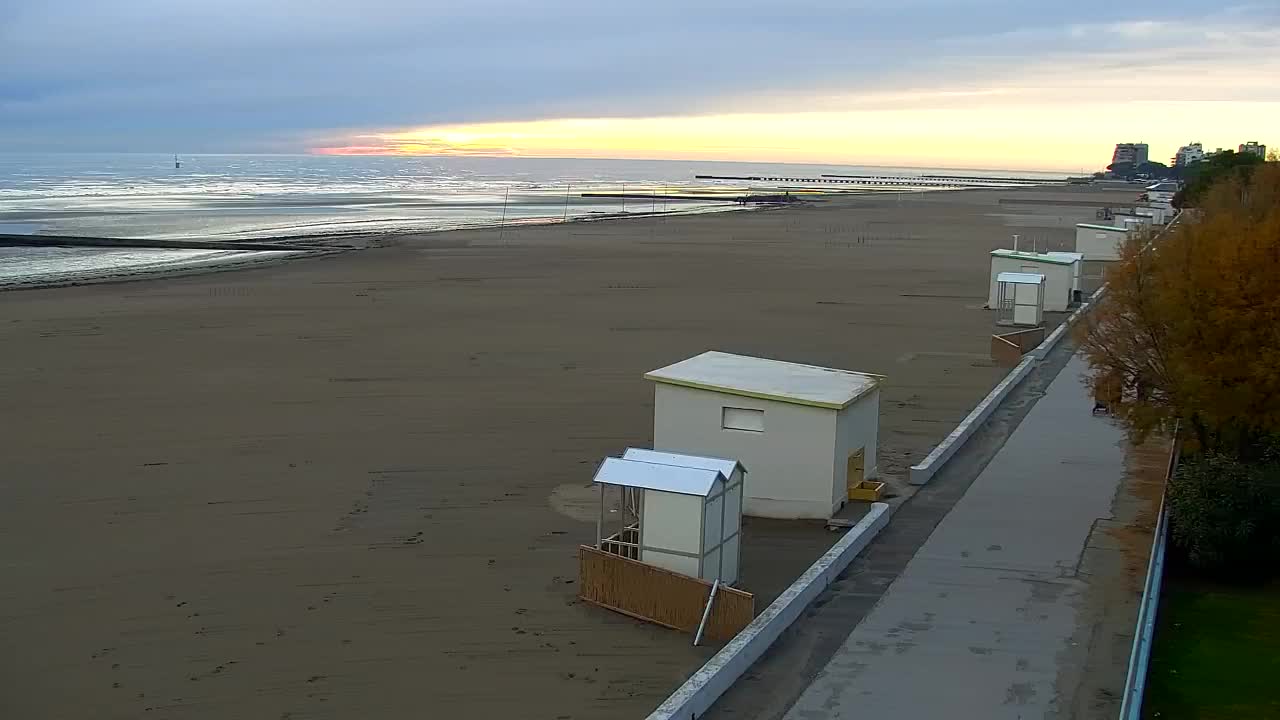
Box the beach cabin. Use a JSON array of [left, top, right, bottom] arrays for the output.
[[1047, 251, 1084, 300], [987, 249, 1076, 312], [994, 272, 1045, 327], [591, 450, 744, 584], [1113, 213, 1151, 232], [645, 351, 881, 520], [1136, 205, 1170, 225], [1075, 223, 1131, 261], [1142, 182, 1179, 204]]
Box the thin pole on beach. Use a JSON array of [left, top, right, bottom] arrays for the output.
[[499, 186, 509, 244], [621, 184, 626, 214], [563, 183, 571, 222], [650, 188, 658, 242]]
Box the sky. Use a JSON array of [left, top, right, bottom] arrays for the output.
[[1, 1, 1276, 171]]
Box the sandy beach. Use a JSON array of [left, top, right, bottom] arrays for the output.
[[0, 184, 1136, 718]]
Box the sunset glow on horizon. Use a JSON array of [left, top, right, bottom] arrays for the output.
[[311, 99, 1279, 172]]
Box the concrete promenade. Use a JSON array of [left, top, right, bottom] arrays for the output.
[[779, 354, 1166, 719]]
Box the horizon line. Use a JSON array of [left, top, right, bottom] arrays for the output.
[[0, 150, 1080, 176]]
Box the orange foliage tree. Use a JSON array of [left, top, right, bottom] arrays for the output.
[[1078, 162, 1280, 456]]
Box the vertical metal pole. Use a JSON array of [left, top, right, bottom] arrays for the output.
[[636, 488, 645, 562], [697, 493, 706, 579], [499, 186, 509, 243], [596, 483, 604, 550], [719, 475, 727, 583], [621, 184, 626, 213], [693, 580, 720, 647], [563, 183, 571, 222]]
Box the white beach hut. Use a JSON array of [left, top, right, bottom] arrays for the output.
[[645, 351, 881, 520], [994, 272, 1045, 327], [1114, 213, 1151, 233], [1046, 251, 1085, 300], [1075, 223, 1131, 261], [987, 250, 1076, 312], [591, 449, 744, 584], [1135, 205, 1169, 225]]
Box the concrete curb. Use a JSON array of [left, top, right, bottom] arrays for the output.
[[910, 282, 1110, 485], [908, 354, 1036, 485], [646, 502, 891, 720]]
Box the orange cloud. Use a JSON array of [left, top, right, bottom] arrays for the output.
[[311, 136, 517, 157]]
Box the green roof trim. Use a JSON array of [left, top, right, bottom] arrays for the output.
[[989, 250, 1076, 265], [1077, 223, 1130, 232]]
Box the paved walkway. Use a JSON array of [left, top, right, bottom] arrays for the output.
[[780, 354, 1162, 719]]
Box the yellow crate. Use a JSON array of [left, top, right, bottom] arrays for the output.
[[847, 480, 885, 502]]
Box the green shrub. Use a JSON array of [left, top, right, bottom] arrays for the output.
[[1167, 453, 1280, 576]]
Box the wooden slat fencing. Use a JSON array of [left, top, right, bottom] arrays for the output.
[[990, 326, 1047, 367], [578, 545, 754, 643]]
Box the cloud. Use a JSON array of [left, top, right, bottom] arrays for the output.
[[311, 135, 518, 156], [0, 0, 1276, 162]]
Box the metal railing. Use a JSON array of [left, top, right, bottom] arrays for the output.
[[600, 524, 640, 560], [1119, 423, 1181, 720]]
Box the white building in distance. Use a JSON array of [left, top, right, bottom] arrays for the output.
[[1239, 141, 1267, 159], [1111, 142, 1150, 167]]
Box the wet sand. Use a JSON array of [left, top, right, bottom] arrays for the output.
[[0, 184, 1136, 719]]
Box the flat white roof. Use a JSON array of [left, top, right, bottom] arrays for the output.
[[622, 448, 745, 478], [996, 272, 1046, 284], [644, 351, 881, 410], [1046, 251, 1084, 262], [990, 249, 1076, 266], [592, 457, 723, 497], [1077, 223, 1131, 232]]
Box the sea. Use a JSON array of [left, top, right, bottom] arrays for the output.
[[0, 153, 1066, 286]]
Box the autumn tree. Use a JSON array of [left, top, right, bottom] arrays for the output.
[[1173, 150, 1265, 208], [1078, 161, 1280, 457]]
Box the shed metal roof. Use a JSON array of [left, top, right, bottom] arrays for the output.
[[622, 448, 745, 478], [996, 272, 1046, 284], [1076, 223, 1131, 232], [591, 457, 723, 497], [644, 351, 881, 410], [990, 249, 1076, 265]]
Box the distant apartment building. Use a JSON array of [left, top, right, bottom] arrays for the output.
[[1239, 141, 1267, 158], [1111, 142, 1150, 167], [1173, 142, 1205, 167]]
